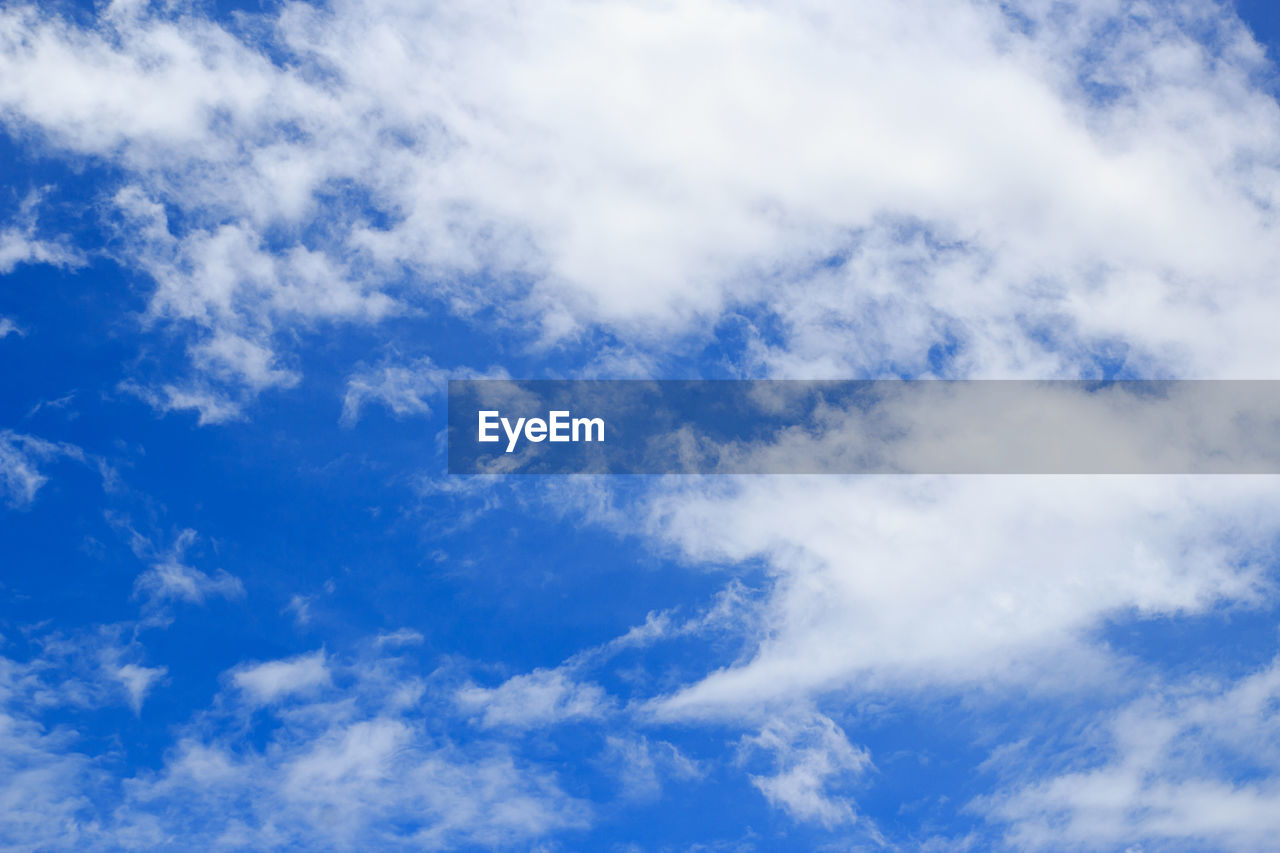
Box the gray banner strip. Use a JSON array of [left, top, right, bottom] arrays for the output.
[[447, 380, 1280, 474]]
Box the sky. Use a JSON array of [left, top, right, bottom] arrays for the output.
[[4, 0, 1280, 850]]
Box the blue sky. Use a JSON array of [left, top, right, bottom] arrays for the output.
[[5, 0, 1280, 850]]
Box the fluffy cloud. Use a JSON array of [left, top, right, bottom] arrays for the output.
[[3, 0, 1280, 399], [633, 475, 1275, 715]]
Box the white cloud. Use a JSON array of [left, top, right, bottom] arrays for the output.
[[632, 476, 1275, 716], [5, 0, 1280, 845], [131, 528, 245, 607], [986, 659, 1280, 851], [125, 726, 588, 851], [0, 432, 53, 507], [457, 667, 611, 730], [232, 651, 331, 705], [0, 639, 588, 851], [0, 624, 174, 848], [133, 561, 245, 605], [2, 0, 1279, 397], [375, 628, 425, 648], [113, 663, 167, 714], [341, 356, 444, 426], [0, 709, 99, 851], [600, 735, 702, 800], [285, 593, 314, 627], [122, 648, 590, 850], [0, 191, 81, 276], [284, 581, 337, 629], [118, 378, 247, 425], [739, 712, 872, 827], [0, 316, 24, 338], [0, 228, 78, 274], [0, 430, 84, 508], [11, 626, 162, 713]]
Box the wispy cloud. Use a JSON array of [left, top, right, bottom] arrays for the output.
[[124, 647, 590, 850], [0, 316, 24, 338], [0, 638, 590, 851], [0, 430, 85, 508], [457, 667, 612, 730], [341, 355, 444, 427], [739, 711, 873, 827], [600, 735, 703, 801], [986, 659, 1280, 852], [0, 190, 82, 275], [131, 529, 245, 609]]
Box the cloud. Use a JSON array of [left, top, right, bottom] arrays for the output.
[[132, 561, 245, 606], [0, 625, 166, 849], [0, 708, 99, 851], [0, 316, 24, 338], [0, 227, 73, 273], [131, 529, 245, 607], [15, 624, 169, 715], [123, 648, 590, 850], [5, 0, 1280, 847], [0, 191, 82, 276], [3, 0, 1280, 403], [986, 659, 1280, 851], [739, 711, 872, 827], [118, 379, 247, 426], [628, 476, 1275, 717], [285, 593, 314, 627], [124, 727, 588, 851], [232, 651, 331, 705], [456, 667, 612, 730], [113, 663, 167, 714], [341, 356, 445, 427], [0, 639, 588, 851], [375, 628, 425, 648], [0, 430, 84, 508], [600, 735, 702, 800]]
